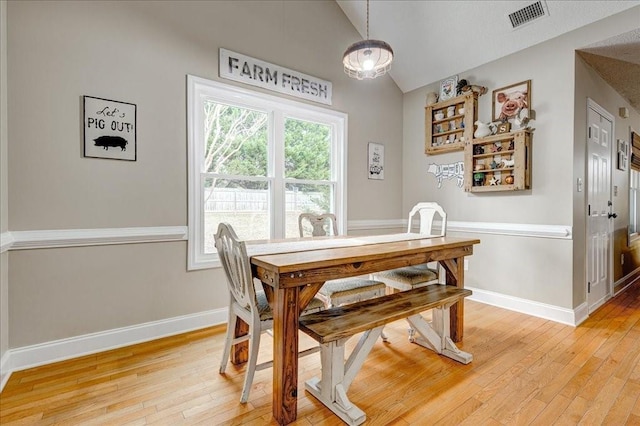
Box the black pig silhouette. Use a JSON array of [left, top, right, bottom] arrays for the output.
[[93, 136, 128, 151]]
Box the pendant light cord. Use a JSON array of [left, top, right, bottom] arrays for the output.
[[366, 0, 370, 39]]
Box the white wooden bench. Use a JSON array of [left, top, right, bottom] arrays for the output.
[[298, 284, 472, 425]]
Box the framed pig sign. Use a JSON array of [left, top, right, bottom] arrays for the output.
[[492, 80, 531, 123], [83, 96, 137, 161]]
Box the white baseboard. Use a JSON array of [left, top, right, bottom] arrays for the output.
[[0, 308, 227, 392], [466, 286, 584, 326], [573, 301, 589, 326], [614, 266, 640, 295], [0, 350, 10, 392]]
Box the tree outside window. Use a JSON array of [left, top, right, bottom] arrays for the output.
[[188, 76, 346, 269]]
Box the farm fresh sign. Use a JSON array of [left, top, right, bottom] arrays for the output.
[[83, 96, 137, 161], [219, 48, 332, 105]]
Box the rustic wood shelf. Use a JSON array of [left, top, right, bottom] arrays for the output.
[[472, 149, 515, 160], [464, 129, 533, 192], [473, 166, 515, 173], [433, 128, 465, 138], [425, 93, 478, 155]]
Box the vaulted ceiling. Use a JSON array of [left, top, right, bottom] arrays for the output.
[[577, 29, 640, 112], [337, 1, 640, 111]]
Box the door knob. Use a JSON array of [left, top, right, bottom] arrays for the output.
[[608, 212, 618, 219]]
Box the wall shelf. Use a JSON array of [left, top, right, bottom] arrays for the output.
[[464, 129, 533, 192], [425, 93, 478, 155]]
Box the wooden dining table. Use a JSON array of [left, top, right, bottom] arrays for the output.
[[240, 233, 480, 425]]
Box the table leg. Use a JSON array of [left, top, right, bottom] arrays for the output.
[[272, 285, 301, 425], [441, 256, 465, 343]]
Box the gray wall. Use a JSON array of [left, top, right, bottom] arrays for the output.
[[5, 0, 403, 348], [1, 0, 9, 362], [402, 7, 640, 310]]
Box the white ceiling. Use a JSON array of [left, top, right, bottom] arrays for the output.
[[336, 0, 640, 93]]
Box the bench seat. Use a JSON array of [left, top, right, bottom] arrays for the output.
[[299, 284, 472, 426]]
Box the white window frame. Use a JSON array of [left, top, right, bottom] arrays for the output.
[[630, 168, 640, 242], [187, 75, 347, 270]]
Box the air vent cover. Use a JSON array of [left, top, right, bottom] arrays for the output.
[[508, 1, 547, 29]]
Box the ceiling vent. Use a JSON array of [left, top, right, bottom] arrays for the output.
[[508, 1, 548, 29]]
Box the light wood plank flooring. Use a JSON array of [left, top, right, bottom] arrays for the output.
[[1, 282, 639, 425]]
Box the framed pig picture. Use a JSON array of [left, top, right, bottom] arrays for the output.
[[492, 80, 531, 123], [83, 96, 137, 161]]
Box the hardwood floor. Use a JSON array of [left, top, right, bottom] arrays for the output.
[[1, 282, 639, 425]]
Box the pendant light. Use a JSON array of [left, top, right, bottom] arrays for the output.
[[342, 0, 394, 80]]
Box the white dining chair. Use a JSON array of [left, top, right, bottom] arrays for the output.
[[298, 212, 339, 237], [371, 202, 447, 292], [298, 213, 387, 309], [215, 222, 325, 403]]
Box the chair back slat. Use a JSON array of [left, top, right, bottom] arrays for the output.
[[407, 202, 447, 236], [298, 213, 339, 237], [215, 222, 256, 310]]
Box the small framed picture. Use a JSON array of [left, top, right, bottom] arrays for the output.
[[368, 142, 384, 180], [492, 80, 531, 122], [83, 96, 137, 161], [617, 139, 628, 171], [439, 75, 459, 101]]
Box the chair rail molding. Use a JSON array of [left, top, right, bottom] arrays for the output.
[[8, 226, 188, 250], [0, 231, 14, 253], [3, 221, 570, 250], [348, 219, 572, 239], [347, 219, 405, 232], [448, 221, 572, 239]]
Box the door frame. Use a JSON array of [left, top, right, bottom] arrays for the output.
[[586, 98, 615, 313]]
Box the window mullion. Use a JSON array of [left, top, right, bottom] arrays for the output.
[[332, 122, 346, 234], [272, 111, 285, 238]]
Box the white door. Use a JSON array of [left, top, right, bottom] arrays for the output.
[[586, 100, 614, 313]]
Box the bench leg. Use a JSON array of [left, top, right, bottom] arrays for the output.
[[406, 304, 473, 364], [305, 326, 383, 425]]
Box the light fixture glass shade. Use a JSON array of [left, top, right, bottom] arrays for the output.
[[343, 39, 394, 80]]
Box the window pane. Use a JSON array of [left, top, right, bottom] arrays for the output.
[[204, 101, 268, 176], [285, 183, 334, 238], [203, 177, 270, 253], [631, 170, 639, 234], [284, 118, 331, 180]]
